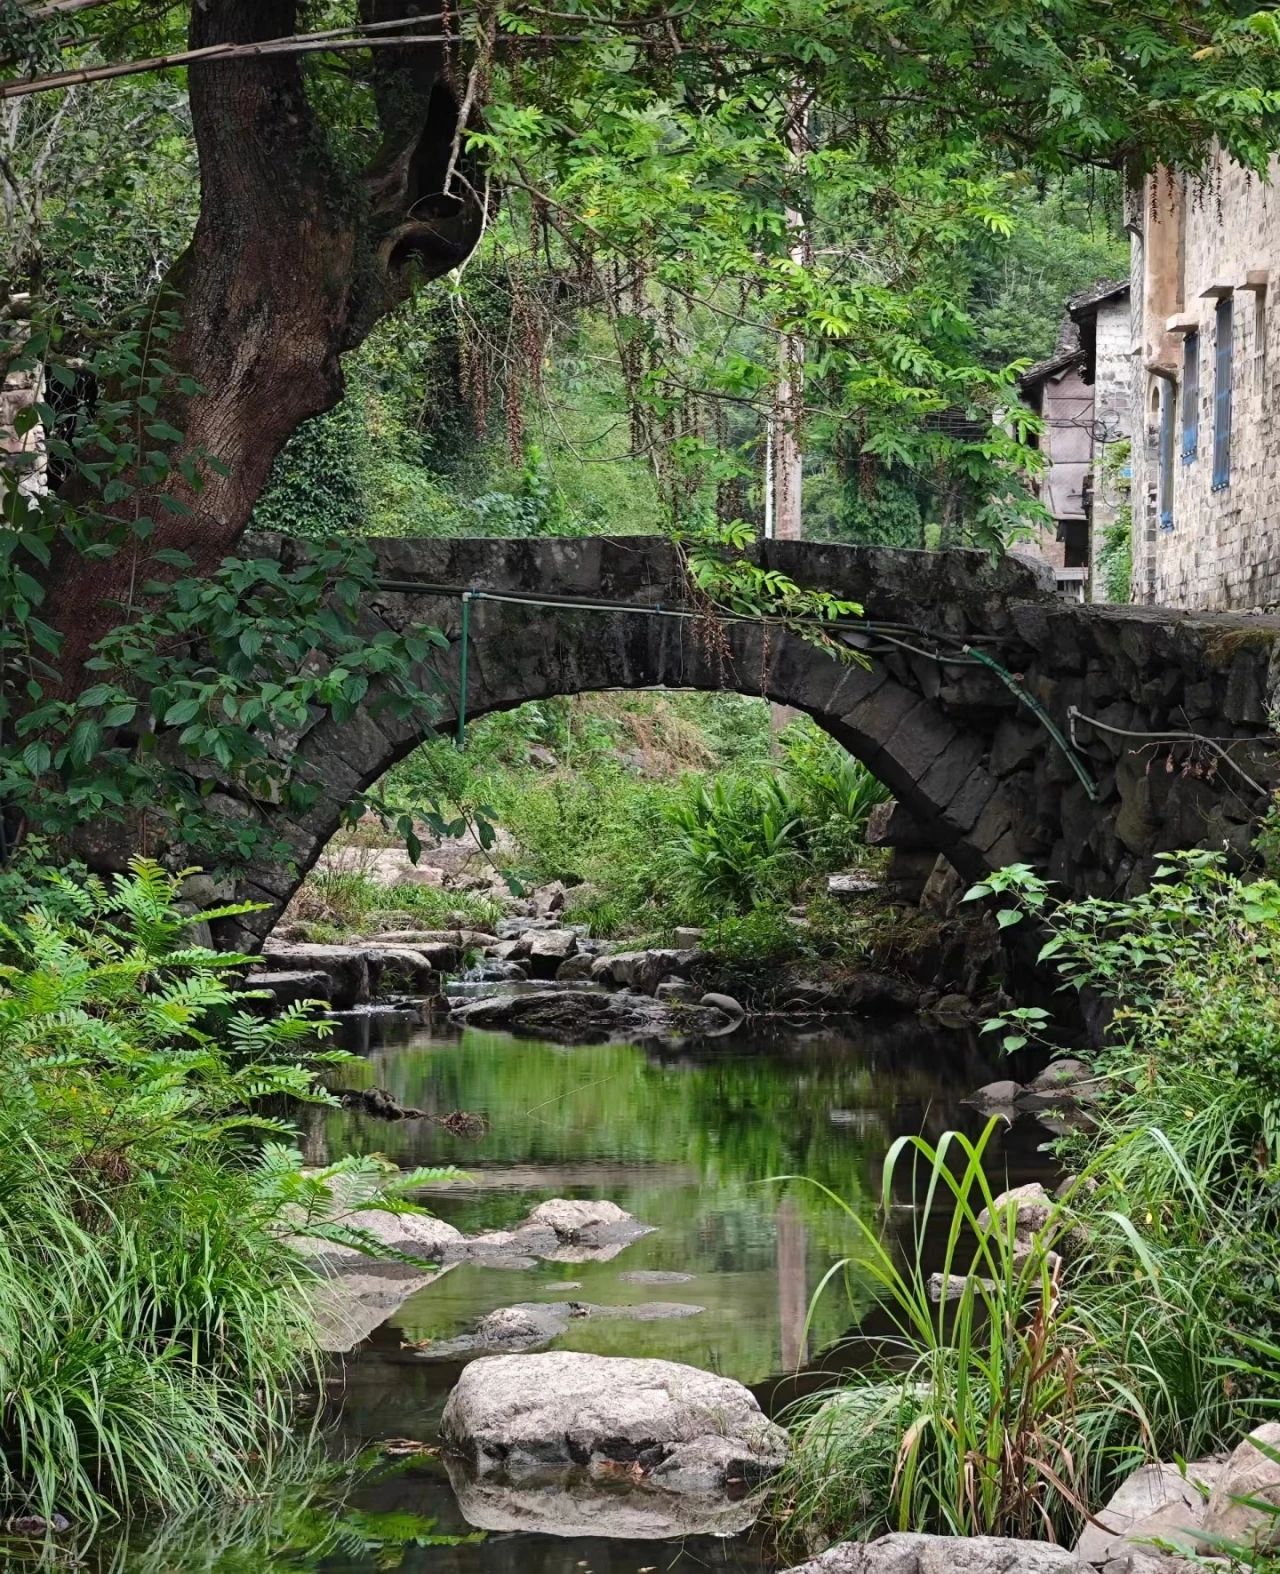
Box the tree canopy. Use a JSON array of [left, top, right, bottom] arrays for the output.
[[0, 0, 1278, 855]]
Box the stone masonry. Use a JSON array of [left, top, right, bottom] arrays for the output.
[[190, 535, 1280, 950], [1130, 156, 1280, 609]]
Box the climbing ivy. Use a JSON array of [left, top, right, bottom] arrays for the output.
[[0, 266, 452, 866]]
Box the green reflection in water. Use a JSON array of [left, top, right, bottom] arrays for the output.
[[94, 1015, 1009, 1574], [305, 1021, 980, 1383]]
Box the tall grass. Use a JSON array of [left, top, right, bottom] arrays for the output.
[[780, 1124, 1182, 1546], [780, 853, 1280, 1552], [0, 859, 450, 1527]]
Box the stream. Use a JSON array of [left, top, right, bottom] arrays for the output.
[[99, 1011, 1058, 1574]]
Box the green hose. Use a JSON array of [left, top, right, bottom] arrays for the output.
[[456, 592, 471, 749], [963, 645, 1098, 802]]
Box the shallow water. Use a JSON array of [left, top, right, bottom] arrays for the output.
[[99, 1013, 1056, 1574]]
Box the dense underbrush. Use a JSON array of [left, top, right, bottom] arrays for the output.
[[778, 851, 1280, 1551], [0, 861, 443, 1531], [320, 694, 892, 949]]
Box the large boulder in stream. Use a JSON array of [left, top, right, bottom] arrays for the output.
[[257, 942, 371, 1008], [291, 1171, 465, 1352], [591, 948, 703, 995], [442, 1350, 786, 1487], [448, 987, 734, 1043], [1074, 1459, 1223, 1565]]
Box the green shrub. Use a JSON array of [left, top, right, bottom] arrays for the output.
[[701, 905, 809, 964], [0, 860, 450, 1525], [782, 725, 891, 870], [782, 851, 1280, 1550], [663, 776, 807, 916], [291, 865, 500, 936]]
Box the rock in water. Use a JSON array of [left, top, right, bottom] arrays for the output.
[[525, 1198, 632, 1236], [447, 987, 731, 1043], [782, 1534, 1087, 1574], [445, 1462, 763, 1539], [440, 1350, 787, 1487]]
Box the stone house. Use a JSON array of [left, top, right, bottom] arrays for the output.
[[1017, 280, 1131, 600], [1128, 157, 1280, 609]]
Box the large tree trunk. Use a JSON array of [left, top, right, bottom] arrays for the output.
[[41, 0, 483, 691]]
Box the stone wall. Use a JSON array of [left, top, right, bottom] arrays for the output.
[[176, 535, 1280, 950], [1087, 295, 1135, 596], [1131, 156, 1280, 610]]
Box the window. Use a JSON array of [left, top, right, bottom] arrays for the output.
[[1158, 379, 1175, 531], [1181, 331, 1199, 461], [1213, 296, 1233, 490], [1254, 293, 1267, 397]]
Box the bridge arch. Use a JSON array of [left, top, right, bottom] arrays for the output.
[[220, 535, 1280, 948]]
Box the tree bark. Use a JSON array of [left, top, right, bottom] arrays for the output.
[[40, 0, 483, 693]]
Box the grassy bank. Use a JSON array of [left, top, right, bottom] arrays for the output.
[[297, 693, 895, 952], [778, 850, 1280, 1550], [0, 860, 439, 1531]]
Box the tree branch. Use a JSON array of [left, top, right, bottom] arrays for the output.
[[0, 14, 459, 101], [20, 0, 120, 17]]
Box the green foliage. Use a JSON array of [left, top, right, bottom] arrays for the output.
[[965, 176, 1129, 367], [0, 858, 453, 1525], [781, 1109, 1275, 1547], [376, 704, 887, 937], [1097, 508, 1133, 604], [290, 864, 501, 938], [254, 398, 371, 541], [783, 850, 1280, 1549], [781, 726, 892, 865], [678, 518, 868, 657], [0, 295, 454, 860], [781, 1124, 1141, 1543], [665, 775, 808, 915]]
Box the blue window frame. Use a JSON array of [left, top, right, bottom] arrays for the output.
[[1181, 331, 1199, 461], [1158, 379, 1175, 531], [1213, 297, 1233, 490]]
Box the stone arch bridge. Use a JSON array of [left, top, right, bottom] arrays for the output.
[[224, 534, 1280, 946]]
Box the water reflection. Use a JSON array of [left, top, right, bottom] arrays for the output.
[[96, 1014, 1056, 1573]]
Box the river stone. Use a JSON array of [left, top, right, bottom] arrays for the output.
[[782, 1533, 1087, 1574], [555, 952, 597, 982], [967, 1079, 1024, 1110], [700, 990, 746, 1022], [464, 959, 528, 983], [423, 1300, 706, 1358], [1022, 1058, 1108, 1108], [440, 1351, 788, 1485], [1076, 1462, 1223, 1564], [307, 1260, 443, 1353], [364, 945, 443, 998], [455, 1199, 655, 1266], [525, 929, 579, 978], [1201, 1423, 1280, 1548], [928, 1272, 997, 1303], [369, 937, 460, 970], [593, 948, 701, 995], [655, 978, 701, 1004], [447, 988, 731, 1044], [259, 942, 370, 1008], [527, 1198, 632, 1236], [976, 1183, 1053, 1240], [246, 968, 332, 1011]]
